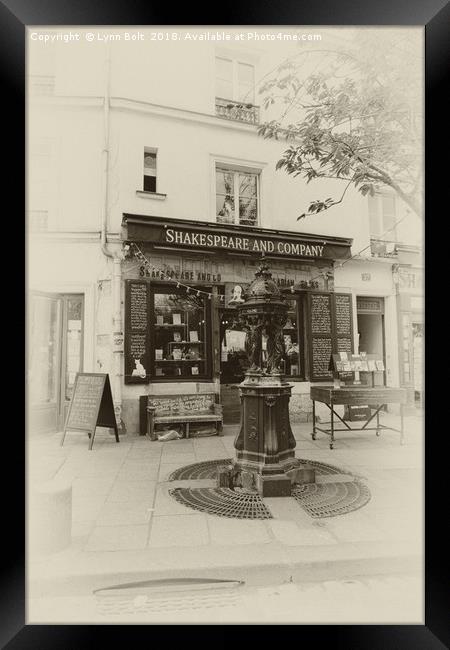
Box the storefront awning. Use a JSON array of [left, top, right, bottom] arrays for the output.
[[122, 214, 352, 262]]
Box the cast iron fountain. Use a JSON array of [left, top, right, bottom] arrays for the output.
[[221, 263, 316, 496]]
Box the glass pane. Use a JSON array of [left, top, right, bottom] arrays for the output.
[[382, 196, 396, 233], [238, 62, 254, 85], [28, 295, 61, 404], [216, 194, 235, 223], [216, 79, 233, 100], [216, 169, 234, 194], [368, 201, 380, 236], [238, 63, 255, 103], [239, 173, 257, 198], [215, 57, 233, 99], [144, 175, 156, 192], [382, 195, 395, 216], [65, 297, 83, 401], [283, 300, 301, 377], [144, 152, 156, 171], [154, 292, 208, 379], [216, 57, 232, 81], [239, 197, 257, 225], [220, 311, 249, 382]]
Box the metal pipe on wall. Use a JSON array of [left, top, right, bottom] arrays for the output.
[[99, 41, 124, 431]]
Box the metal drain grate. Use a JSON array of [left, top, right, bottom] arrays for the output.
[[168, 458, 351, 481], [292, 480, 371, 518], [169, 487, 273, 519], [168, 459, 233, 481]]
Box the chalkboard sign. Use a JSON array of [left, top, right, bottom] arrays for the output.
[[125, 280, 151, 384], [310, 293, 332, 334], [311, 336, 333, 379], [61, 373, 119, 449], [307, 292, 354, 381]]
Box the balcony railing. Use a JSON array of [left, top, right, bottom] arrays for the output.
[[215, 97, 260, 125], [370, 238, 398, 258]]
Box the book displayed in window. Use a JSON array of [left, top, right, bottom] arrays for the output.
[[153, 290, 209, 379]]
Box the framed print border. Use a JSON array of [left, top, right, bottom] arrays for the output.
[[5, 0, 447, 646]]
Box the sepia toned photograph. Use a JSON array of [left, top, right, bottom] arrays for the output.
[[27, 25, 424, 625]]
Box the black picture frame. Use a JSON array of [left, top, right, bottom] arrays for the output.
[[10, 0, 446, 646]]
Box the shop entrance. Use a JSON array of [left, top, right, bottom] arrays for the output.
[[356, 296, 386, 387], [219, 309, 248, 424], [28, 292, 84, 433]]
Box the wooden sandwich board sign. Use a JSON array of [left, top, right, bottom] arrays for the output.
[[61, 373, 119, 450]]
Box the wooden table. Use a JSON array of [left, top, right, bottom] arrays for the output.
[[310, 386, 408, 449]]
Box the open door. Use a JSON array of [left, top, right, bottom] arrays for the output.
[[28, 292, 84, 433]]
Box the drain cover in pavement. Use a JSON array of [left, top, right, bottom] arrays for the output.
[[292, 480, 371, 518], [167, 458, 370, 520], [169, 487, 273, 519], [168, 458, 351, 481]]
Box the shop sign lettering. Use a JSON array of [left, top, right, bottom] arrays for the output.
[[165, 228, 325, 258]]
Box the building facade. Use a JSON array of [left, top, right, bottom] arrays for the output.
[[27, 29, 423, 434]]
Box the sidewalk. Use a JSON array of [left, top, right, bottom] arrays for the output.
[[28, 412, 423, 604]]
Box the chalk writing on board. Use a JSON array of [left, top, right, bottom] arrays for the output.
[[337, 337, 353, 354], [335, 294, 352, 336], [67, 375, 105, 429], [312, 337, 333, 378], [125, 280, 150, 384], [311, 294, 332, 334]]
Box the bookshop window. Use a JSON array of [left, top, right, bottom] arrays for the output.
[[282, 298, 305, 380], [152, 287, 211, 380]]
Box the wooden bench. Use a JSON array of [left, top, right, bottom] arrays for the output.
[[139, 393, 223, 440]]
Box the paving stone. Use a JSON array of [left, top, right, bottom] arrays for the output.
[[107, 480, 156, 503], [85, 524, 149, 551], [96, 501, 153, 526], [148, 514, 209, 547], [116, 466, 159, 481], [268, 520, 338, 546], [72, 495, 108, 523], [71, 477, 115, 498], [207, 517, 271, 545]]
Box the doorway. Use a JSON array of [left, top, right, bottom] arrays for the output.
[[28, 292, 84, 433], [357, 296, 386, 387]]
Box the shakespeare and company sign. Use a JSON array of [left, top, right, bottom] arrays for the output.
[[166, 228, 325, 257], [122, 215, 353, 261]]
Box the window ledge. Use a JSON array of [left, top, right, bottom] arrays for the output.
[[136, 190, 167, 200]]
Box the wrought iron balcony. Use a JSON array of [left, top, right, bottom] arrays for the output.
[[215, 97, 260, 125], [370, 238, 398, 258]]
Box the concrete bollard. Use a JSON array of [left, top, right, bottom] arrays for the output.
[[29, 479, 72, 555]]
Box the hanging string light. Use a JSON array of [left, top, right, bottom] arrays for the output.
[[128, 242, 224, 303]]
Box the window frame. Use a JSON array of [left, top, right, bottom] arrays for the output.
[[215, 56, 256, 105], [368, 191, 397, 240], [148, 283, 213, 382], [143, 147, 157, 193], [215, 164, 260, 227]]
